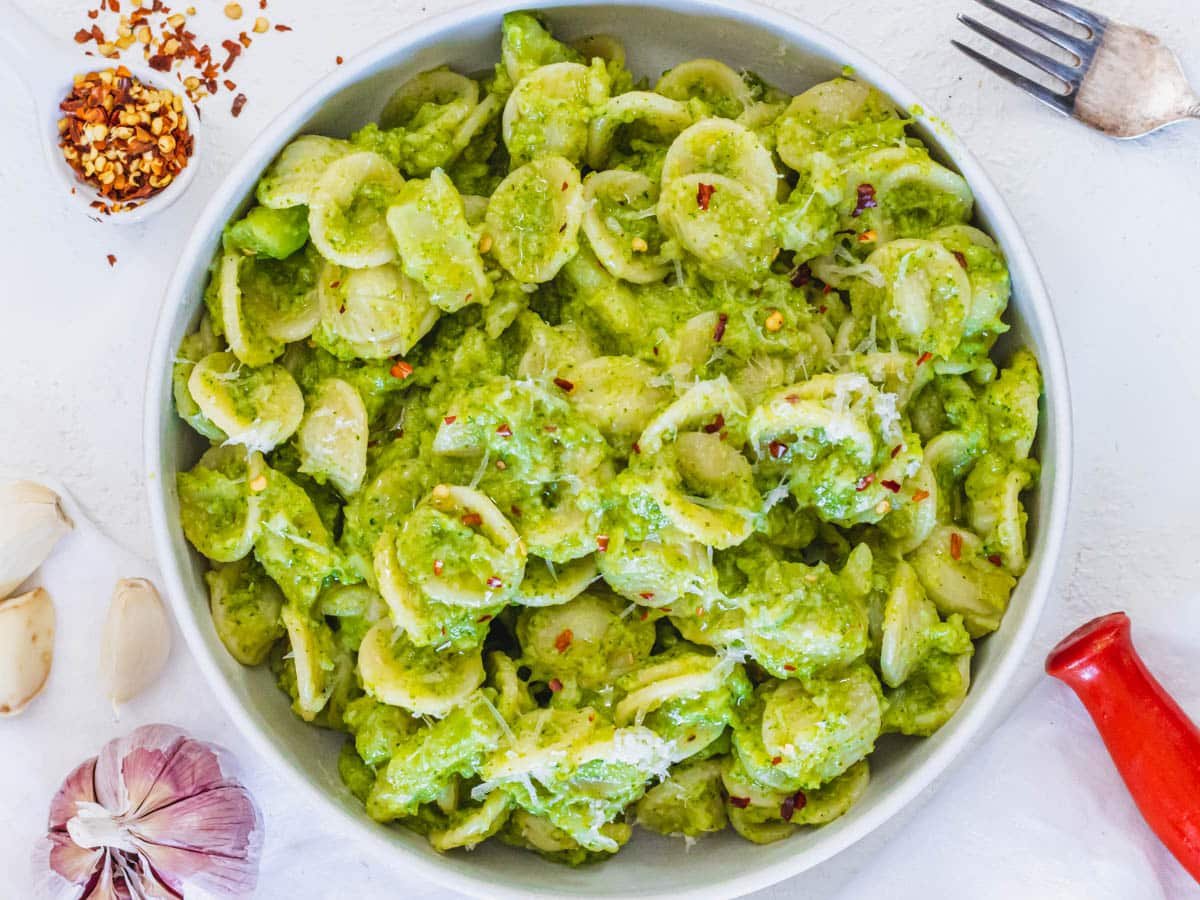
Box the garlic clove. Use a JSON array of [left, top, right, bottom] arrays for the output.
[[0, 481, 74, 599], [0, 587, 56, 716], [100, 578, 172, 705]]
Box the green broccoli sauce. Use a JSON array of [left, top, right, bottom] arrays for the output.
[[173, 9, 1043, 864]]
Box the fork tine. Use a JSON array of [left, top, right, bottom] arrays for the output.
[[957, 14, 1079, 88], [951, 40, 1076, 116], [1025, 0, 1108, 33], [971, 0, 1092, 58]]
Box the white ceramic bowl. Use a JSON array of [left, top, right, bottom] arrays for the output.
[[145, 1, 1072, 896]]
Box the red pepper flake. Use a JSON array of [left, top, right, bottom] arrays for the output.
[[950, 532, 963, 561], [432, 559, 444, 576], [443, 415, 456, 425], [782, 663, 796, 672], [496, 423, 512, 437], [631, 441, 641, 454], [274, 23, 291, 31], [822, 283, 833, 295], [703, 413, 725, 434], [784, 393, 799, 405], [713, 312, 728, 342], [789, 264, 811, 288], [335, 55, 343, 65], [553, 376, 575, 393], [486, 576, 504, 589], [596, 534, 609, 553], [461, 513, 483, 527], [223, 79, 237, 91], [768, 440, 789, 460], [87, 9, 99, 19], [510, 504, 522, 517], [106, 254, 117, 267], [696, 182, 715, 210], [818, 304, 828, 314], [916, 351, 933, 366], [851, 183, 877, 217], [639, 609, 649, 621], [987, 554, 1003, 567], [780, 791, 806, 822], [952, 250, 968, 269], [390, 360, 413, 379], [230, 92, 247, 117], [554, 629, 573, 653], [770, 756, 782, 766], [891, 444, 904, 458], [548, 678, 563, 693], [477, 613, 493, 623], [856, 473, 875, 492], [75, 28, 93, 43], [729, 796, 751, 809], [881, 479, 902, 493], [639, 592, 655, 601], [661, 607, 672, 613], [912, 489, 930, 503]]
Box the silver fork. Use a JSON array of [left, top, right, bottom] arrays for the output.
[[953, 0, 1199, 138]]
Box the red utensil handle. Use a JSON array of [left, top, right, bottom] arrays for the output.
[[1046, 612, 1200, 883]]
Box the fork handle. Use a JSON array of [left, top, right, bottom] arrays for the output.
[[1046, 612, 1200, 882]]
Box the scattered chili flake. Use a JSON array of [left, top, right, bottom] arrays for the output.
[[851, 183, 877, 217], [596, 534, 610, 553], [639, 609, 649, 621], [335, 55, 343, 65], [713, 312, 728, 342], [631, 441, 641, 454], [443, 415, 456, 425], [230, 92, 247, 117], [75, 29, 93, 43], [857, 229, 877, 243], [106, 254, 117, 266], [554, 629, 573, 653], [543, 424, 557, 433], [274, 23, 291, 31], [223, 79, 237, 90], [728, 796, 751, 809], [881, 479, 901, 493], [950, 532, 963, 561], [768, 440, 789, 460], [486, 576, 504, 589], [912, 489, 930, 503], [780, 791, 806, 822], [822, 283, 833, 295], [639, 592, 655, 601], [856, 473, 875, 492], [432, 559, 444, 576], [770, 756, 782, 766], [390, 360, 413, 379], [496, 423, 512, 437], [510, 505, 522, 517], [703, 414, 725, 434], [916, 351, 933, 366], [477, 613, 492, 623], [987, 554, 1003, 567], [784, 393, 799, 404], [782, 663, 796, 672], [952, 250, 968, 269], [661, 607, 672, 613], [891, 444, 904, 458], [789, 264, 811, 288], [696, 182, 715, 210], [548, 678, 563, 693], [553, 376, 575, 393], [818, 304, 828, 314], [461, 513, 483, 527]]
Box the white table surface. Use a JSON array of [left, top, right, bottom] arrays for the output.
[[2, 0, 1198, 897]]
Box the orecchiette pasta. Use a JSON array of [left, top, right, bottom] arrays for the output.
[[173, 11, 1042, 863]]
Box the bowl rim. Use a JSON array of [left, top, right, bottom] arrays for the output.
[[143, 1, 1073, 896]]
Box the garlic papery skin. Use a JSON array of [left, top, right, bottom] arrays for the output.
[[0, 481, 74, 599], [0, 587, 55, 716], [100, 578, 172, 705], [35, 724, 264, 899]]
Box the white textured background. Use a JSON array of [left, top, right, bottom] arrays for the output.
[[1, 0, 1198, 897]]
